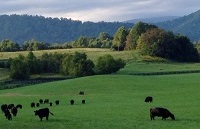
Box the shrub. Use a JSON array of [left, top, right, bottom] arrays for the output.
[[95, 54, 126, 74]]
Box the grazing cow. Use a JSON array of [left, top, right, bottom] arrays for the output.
[[39, 99, 43, 104], [4, 109, 12, 120], [1, 104, 7, 113], [49, 102, 53, 106], [55, 100, 59, 105], [70, 100, 74, 105], [31, 102, 35, 108], [44, 99, 49, 104], [82, 100, 85, 104], [36, 103, 40, 107], [150, 107, 175, 120], [7, 104, 15, 109], [79, 91, 84, 95], [11, 107, 18, 117], [16, 104, 22, 109], [145, 96, 153, 103], [34, 108, 54, 121]]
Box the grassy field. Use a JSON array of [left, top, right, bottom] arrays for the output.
[[0, 74, 200, 129], [0, 48, 200, 128], [0, 48, 136, 62]]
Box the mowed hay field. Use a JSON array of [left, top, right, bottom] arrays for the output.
[[0, 74, 200, 129]]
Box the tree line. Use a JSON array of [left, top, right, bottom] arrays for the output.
[[0, 14, 133, 44], [111, 22, 199, 62], [8, 51, 125, 80]]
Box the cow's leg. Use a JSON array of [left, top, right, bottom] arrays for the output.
[[46, 116, 49, 120]]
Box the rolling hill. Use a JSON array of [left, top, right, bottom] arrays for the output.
[[125, 16, 180, 23], [156, 10, 200, 42], [0, 15, 133, 44]]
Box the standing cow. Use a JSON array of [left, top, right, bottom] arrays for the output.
[[55, 100, 59, 105], [145, 96, 153, 103], [150, 107, 175, 120], [70, 100, 74, 105], [11, 107, 18, 117], [1, 104, 7, 113], [34, 108, 54, 121], [4, 109, 12, 120]]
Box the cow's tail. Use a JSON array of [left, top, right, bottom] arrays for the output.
[[49, 112, 54, 116]]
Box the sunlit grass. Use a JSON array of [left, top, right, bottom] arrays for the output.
[[0, 74, 200, 129]]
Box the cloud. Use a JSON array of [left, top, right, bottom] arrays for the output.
[[0, 0, 199, 22]]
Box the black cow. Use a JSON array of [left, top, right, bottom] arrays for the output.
[[79, 91, 84, 95], [49, 102, 53, 106], [1, 104, 7, 113], [34, 108, 54, 121], [4, 109, 12, 120], [11, 107, 18, 117], [145, 96, 153, 103], [82, 100, 85, 104], [31, 102, 35, 108], [55, 100, 59, 105], [36, 103, 40, 107], [16, 104, 22, 109], [39, 99, 43, 104], [150, 107, 175, 120], [70, 100, 74, 105]]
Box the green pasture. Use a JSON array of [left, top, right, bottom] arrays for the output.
[[118, 62, 200, 74], [0, 48, 135, 62], [0, 74, 200, 129]]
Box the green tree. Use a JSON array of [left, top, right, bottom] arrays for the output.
[[95, 54, 126, 74], [61, 52, 94, 77], [137, 28, 199, 62], [10, 55, 30, 80], [22, 39, 48, 51], [112, 26, 128, 51], [38, 52, 64, 73], [72, 37, 90, 48], [125, 22, 157, 50], [0, 39, 20, 52], [26, 51, 39, 74], [173, 35, 199, 62], [98, 32, 112, 41]]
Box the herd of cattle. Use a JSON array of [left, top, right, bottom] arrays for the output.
[[1, 103, 22, 120], [1, 91, 86, 121], [1, 92, 175, 121]]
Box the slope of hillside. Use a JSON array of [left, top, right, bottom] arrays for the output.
[[156, 10, 200, 41], [125, 16, 180, 23], [0, 15, 133, 44]]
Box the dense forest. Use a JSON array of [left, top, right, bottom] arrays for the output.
[[0, 14, 133, 44]]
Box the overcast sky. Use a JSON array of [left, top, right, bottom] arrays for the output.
[[0, 0, 199, 22]]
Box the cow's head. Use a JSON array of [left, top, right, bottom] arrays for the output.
[[34, 110, 38, 116], [170, 114, 175, 120]]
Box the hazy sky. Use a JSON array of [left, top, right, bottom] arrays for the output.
[[0, 0, 199, 22]]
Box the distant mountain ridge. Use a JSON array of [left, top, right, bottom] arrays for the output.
[[0, 14, 133, 44], [125, 16, 180, 23], [156, 10, 200, 42]]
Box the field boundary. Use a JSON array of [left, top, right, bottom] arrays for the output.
[[0, 77, 72, 90], [130, 70, 200, 76]]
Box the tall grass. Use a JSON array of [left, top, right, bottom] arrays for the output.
[[0, 74, 200, 129]]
